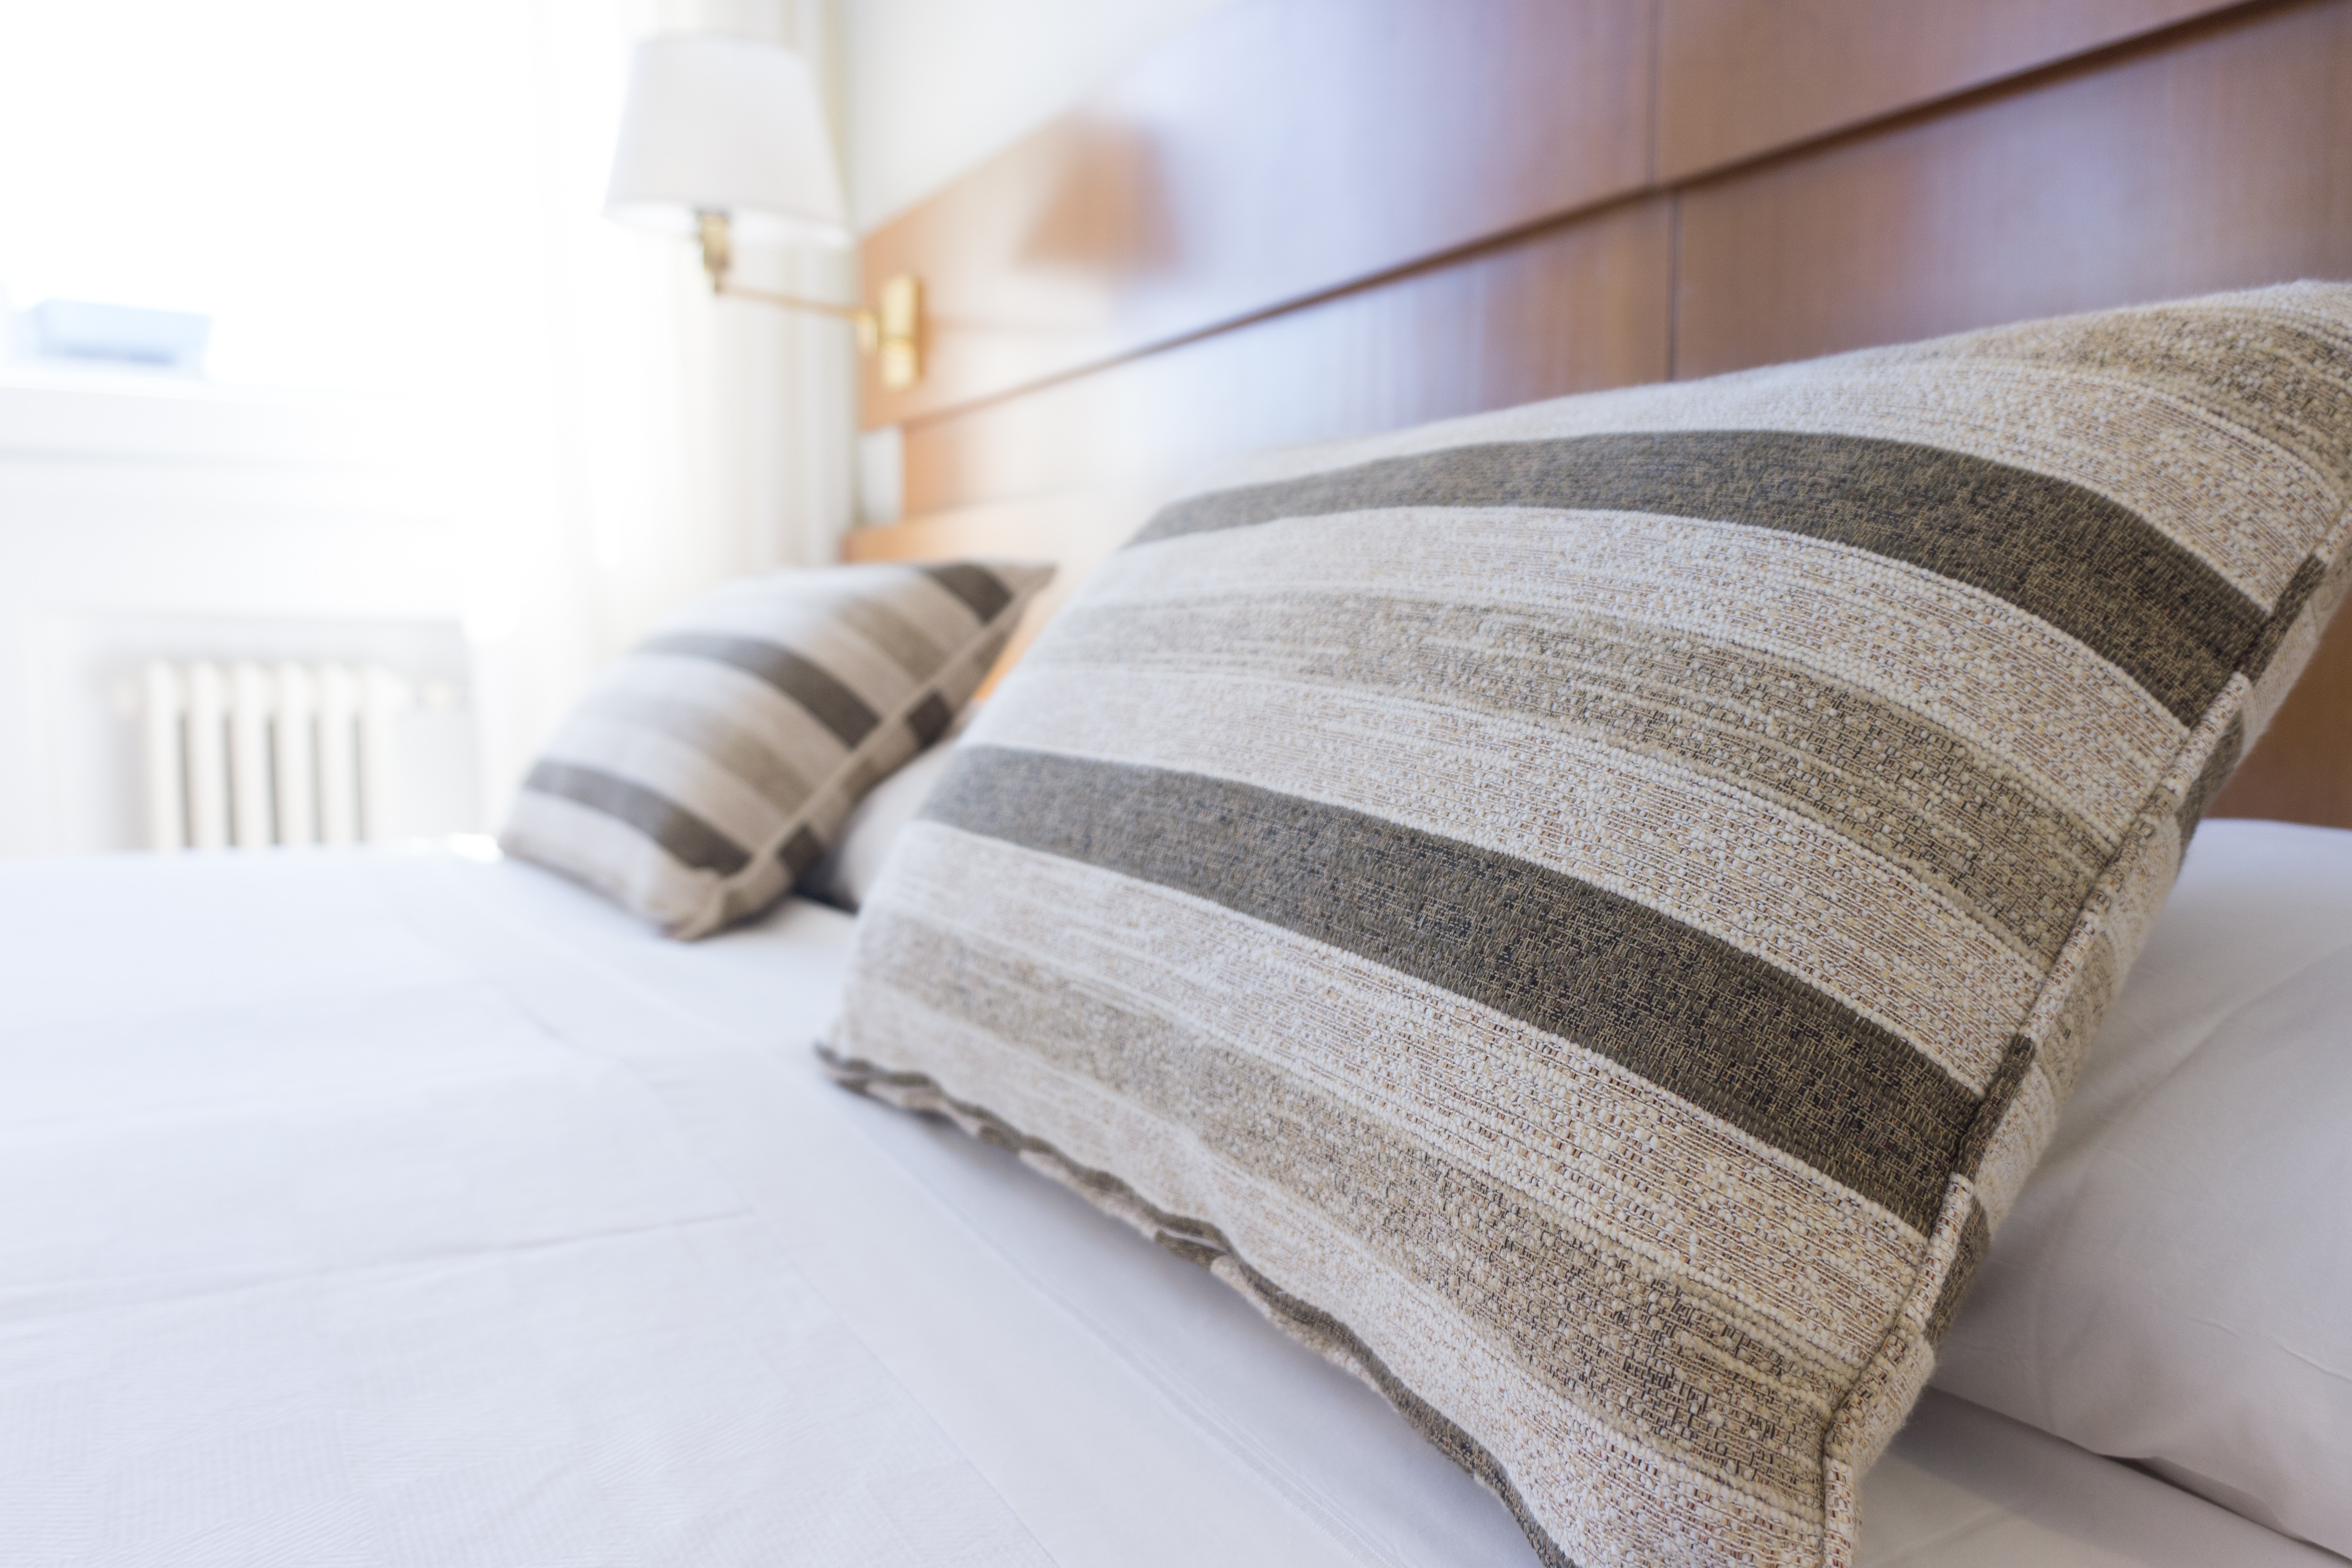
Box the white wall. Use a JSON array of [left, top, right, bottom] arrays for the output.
[[844, 0, 1239, 229], [0, 0, 867, 857], [0, 368, 485, 857], [0, 0, 1213, 856]]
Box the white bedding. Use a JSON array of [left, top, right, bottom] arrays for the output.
[[0, 844, 2335, 1566]]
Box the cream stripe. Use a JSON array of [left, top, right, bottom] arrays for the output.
[[1189, 356, 2331, 606], [583, 689, 818, 815], [537, 709, 782, 855], [840, 981, 1831, 1557], [602, 654, 852, 778], [1074, 508, 2179, 839], [975, 664, 2037, 1089], [881, 820, 1919, 1370]]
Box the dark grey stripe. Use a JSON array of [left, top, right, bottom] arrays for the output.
[[921, 562, 1014, 623], [1034, 592, 2110, 966], [925, 745, 1976, 1231], [1135, 430, 2262, 726], [524, 760, 749, 875], [641, 633, 880, 747]]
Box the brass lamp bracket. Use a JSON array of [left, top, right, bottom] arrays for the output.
[[694, 210, 921, 389]]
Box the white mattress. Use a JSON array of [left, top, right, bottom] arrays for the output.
[[0, 845, 2332, 1567]]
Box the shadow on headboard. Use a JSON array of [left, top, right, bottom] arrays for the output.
[[844, 0, 2352, 828]]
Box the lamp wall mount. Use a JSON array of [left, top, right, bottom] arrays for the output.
[[694, 210, 921, 390]]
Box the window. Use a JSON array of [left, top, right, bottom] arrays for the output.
[[0, 0, 563, 394]]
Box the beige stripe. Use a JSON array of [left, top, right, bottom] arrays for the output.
[[1032, 590, 2107, 967], [1072, 508, 2180, 839], [666, 586, 942, 718], [838, 979, 1831, 1552], [976, 663, 2036, 1089], [1906, 293, 2352, 495], [690, 565, 1018, 724], [1974, 1055, 2062, 1231], [583, 688, 819, 817], [537, 708, 784, 855], [1190, 355, 2331, 607], [831, 595, 949, 682], [851, 913, 1844, 1504], [601, 654, 852, 780], [501, 789, 715, 928], [880, 820, 1922, 1369]]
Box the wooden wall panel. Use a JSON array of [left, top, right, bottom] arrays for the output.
[[846, 0, 2352, 827], [858, 0, 1651, 428], [1673, 0, 2352, 377], [898, 199, 1671, 514], [1655, 0, 2230, 179]]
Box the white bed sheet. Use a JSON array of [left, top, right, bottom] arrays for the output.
[[0, 845, 2332, 1567]]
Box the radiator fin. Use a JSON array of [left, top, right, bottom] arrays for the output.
[[142, 660, 409, 852]]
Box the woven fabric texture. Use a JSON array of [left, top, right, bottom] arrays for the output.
[[505, 560, 1049, 938], [821, 283, 2352, 1566]]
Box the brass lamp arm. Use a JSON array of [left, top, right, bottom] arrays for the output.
[[716, 284, 880, 351], [695, 209, 917, 383], [713, 285, 869, 324]]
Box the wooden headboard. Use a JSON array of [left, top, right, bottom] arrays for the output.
[[845, 0, 2352, 828]]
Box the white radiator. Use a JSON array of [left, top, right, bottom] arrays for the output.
[[140, 660, 413, 851]]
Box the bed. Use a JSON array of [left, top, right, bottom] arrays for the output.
[[3, 824, 2342, 1566], [12, 1, 2352, 1563]]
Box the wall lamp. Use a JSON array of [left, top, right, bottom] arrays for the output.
[[605, 35, 921, 390]]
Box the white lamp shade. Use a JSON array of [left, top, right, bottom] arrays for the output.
[[605, 35, 850, 248]]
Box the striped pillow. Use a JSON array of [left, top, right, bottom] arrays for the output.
[[820, 282, 2352, 1566], [504, 560, 1049, 938]]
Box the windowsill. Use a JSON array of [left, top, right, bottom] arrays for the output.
[[0, 362, 423, 470]]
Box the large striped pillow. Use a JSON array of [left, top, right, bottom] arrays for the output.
[[504, 560, 1049, 937], [820, 283, 2352, 1566]]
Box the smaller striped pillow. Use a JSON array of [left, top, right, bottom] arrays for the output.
[[504, 560, 1051, 937]]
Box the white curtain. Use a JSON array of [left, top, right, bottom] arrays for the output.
[[481, 0, 857, 804]]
